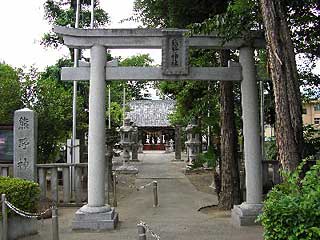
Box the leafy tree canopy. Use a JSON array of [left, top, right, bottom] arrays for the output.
[[20, 63, 86, 162], [0, 63, 23, 124], [119, 53, 154, 101], [131, 0, 229, 28], [42, 0, 109, 48]]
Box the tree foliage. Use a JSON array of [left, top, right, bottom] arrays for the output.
[[190, 0, 320, 99], [119, 54, 153, 101], [258, 160, 320, 240], [20, 63, 85, 163], [42, 0, 109, 48], [0, 63, 23, 124], [130, 0, 228, 28], [260, 0, 304, 171]]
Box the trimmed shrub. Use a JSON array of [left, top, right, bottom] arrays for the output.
[[192, 145, 218, 169], [257, 160, 320, 240], [0, 177, 40, 217]]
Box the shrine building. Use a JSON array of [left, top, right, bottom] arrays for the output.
[[127, 99, 176, 150]]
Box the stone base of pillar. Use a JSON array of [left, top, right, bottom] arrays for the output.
[[115, 165, 139, 174], [72, 205, 118, 230], [231, 203, 263, 226]]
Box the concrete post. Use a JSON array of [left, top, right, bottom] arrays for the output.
[[52, 206, 59, 240], [153, 181, 158, 207], [174, 125, 182, 161], [72, 45, 118, 230], [113, 172, 117, 207], [232, 46, 263, 226], [2, 194, 8, 240], [62, 167, 70, 203], [38, 168, 46, 200], [51, 168, 58, 204]]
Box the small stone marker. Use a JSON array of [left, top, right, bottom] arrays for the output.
[[14, 108, 37, 181]]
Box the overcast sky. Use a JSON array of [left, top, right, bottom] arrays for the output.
[[0, 0, 161, 71], [0, 1, 318, 74]]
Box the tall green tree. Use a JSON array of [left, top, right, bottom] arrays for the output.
[[218, 50, 241, 209], [42, 0, 109, 52], [0, 63, 23, 124], [259, 0, 304, 171]]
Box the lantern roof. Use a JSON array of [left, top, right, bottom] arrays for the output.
[[119, 118, 135, 132]]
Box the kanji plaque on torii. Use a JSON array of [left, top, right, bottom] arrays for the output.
[[162, 30, 189, 75]]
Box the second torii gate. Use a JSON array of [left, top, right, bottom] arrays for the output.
[[54, 26, 265, 229]]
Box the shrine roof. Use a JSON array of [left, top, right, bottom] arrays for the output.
[[127, 100, 176, 127]]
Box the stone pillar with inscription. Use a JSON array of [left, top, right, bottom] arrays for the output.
[[14, 108, 37, 181]]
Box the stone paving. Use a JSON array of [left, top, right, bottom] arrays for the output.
[[21, 151, 263, 240]]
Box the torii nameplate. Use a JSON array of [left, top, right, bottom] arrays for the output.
[[162, 30, 189, 75]]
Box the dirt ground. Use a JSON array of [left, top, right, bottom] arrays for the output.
[[185, 170, 216, 195], [111, 169, 230, 218], [185, 171, 230, 217], [113, 170, 216, 203], [38, 168, 228, 218]]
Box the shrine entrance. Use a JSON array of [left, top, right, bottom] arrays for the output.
[[54, 26, 265, 229]]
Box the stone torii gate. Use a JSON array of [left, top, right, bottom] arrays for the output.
[[54, 26, 265, 229]]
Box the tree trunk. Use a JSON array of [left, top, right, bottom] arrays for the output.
[[260, 0, 303, 171], [218, 50, 241, 210]]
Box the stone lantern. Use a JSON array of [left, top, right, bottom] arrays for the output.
[[185, 119, 201, 166], [118, 118, 134, 167]]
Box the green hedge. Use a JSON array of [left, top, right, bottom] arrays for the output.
[[258, 160, 320, 240], [191, 145, 218, 169], [0, 177, 40, 216]]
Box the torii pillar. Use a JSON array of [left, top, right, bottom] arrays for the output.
[[231, 46, 263, 226], [72, 45, 118, 230]]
